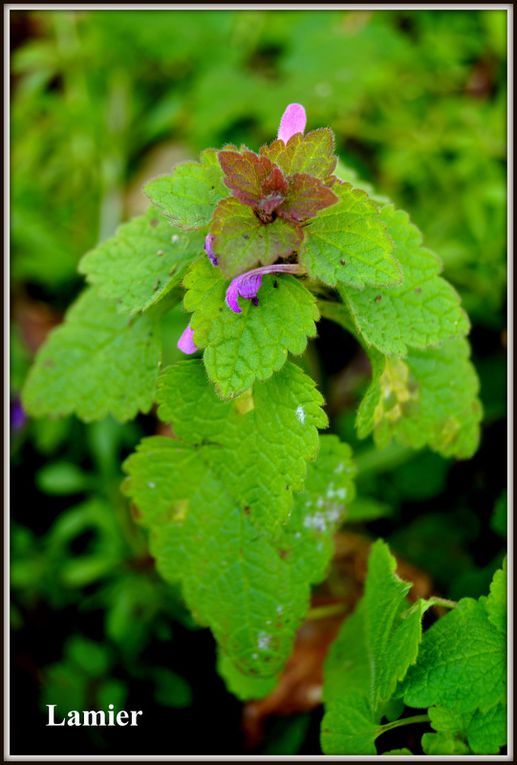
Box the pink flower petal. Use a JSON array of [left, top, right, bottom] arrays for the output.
[[277, 103, 307, 143], [205, 233, 218, 266], [225, 263, 306, 314], [177, 324, 198, 354]]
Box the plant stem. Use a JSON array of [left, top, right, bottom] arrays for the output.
[[307, 602, 347, 620], [427, 596, 458, 610], [379, 714, 430, 734]]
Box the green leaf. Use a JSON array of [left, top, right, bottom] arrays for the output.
[[425, 703, 507, 755], [155, 359, 327, 531], [217, 651, 277, 701], [260, 129, 337, 181], [356, 338, 482, 459], [278, 435, 356, 583], [22, 289, 161, 422], [79, 208, 204, 315], [402, 564, 507, 718], [321, 540, 428, 754], [184, 257, 319, 398], [123, 430, 355, 678], [342, 205, 470, 356], [301, 182, 401, 289], [421, 732, 470, 755], [144, 148, 228, 230], [422, 704, 506, 754], [466, 704, 507, 754], [210, 197, 303, 278], [382, 748, 413, 755], [485, 556, 507, 634], [123, 367, 353, 680], [152, 669, 192, 708], [36, 462, 91, 495]]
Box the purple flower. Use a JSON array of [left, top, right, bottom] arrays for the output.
[[277, 103, 307, 143], [226, 263, 306, 314], [11, 399, 26, 432], [177, 324, 198, 354], [205, 233, 218, 266]]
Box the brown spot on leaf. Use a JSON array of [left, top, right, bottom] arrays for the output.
[[374, 295, 382, 303]]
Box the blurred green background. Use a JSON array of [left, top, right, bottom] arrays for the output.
[[10, 9, 507, 756]]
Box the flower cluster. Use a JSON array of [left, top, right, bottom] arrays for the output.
[[178, 103, 337, 354]]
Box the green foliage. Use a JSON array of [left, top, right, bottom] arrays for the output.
[[356, 338, 482, 459], [321, 540, 429, 754], [342, 205, 470, 356], [184, 257, 319, 397], [261, 129, 337, 181], [322, 547, 507, 755], [402, 560, 507, 755], [144, 149, 228, 230], [79, 208, 204, 315], [21, 289, 162, 422], [302, 183, 400, 288], [210, 197, 303, 277], [123, 426, 355, 678], [153, 359, 326, 531]]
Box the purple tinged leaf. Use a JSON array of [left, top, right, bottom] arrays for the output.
[[278, 173, 340, 222], [205, 233, 218, 266], [218, 150, 288, 212], [209, 197, 304, 277], [277, 103, 307, 143], [225, 263, 306, 314], [177, 324, 198, 354], [261, 128, 337, 182]]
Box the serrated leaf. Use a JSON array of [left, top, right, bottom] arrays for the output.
[[321, 540, 427, 754], [144, 148, 228, 230], [183, 257, 319, 397], [402, 564, 507, 716], [342, 205, 470, 355], [124, 438, 310, 675], [22, 289, 161, 422], [260, 129, 337, 181], [467, 704, 506, 754], [421, 732, 470, 755], [281, 173, 339, 223], [79, 208, 203, 315], [218, 149, 288, 210], [155, 359, 327, 531], [123, 426, 355, 678], [484, 556, 506, 634], [356, 338, 482, 459], [427, 699, 507, 754], [301, 183, 401, 289], [279, 435, 356, 583], [210, 197, 303, 278], [217, 651, 277, 701]]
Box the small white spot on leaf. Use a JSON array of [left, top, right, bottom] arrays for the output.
[[295, 405, 306, 424]]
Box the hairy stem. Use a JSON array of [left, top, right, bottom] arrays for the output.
[[427, 596, 458, 610], [307, 602, 347, 620], [379, 714, 430, 734]]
